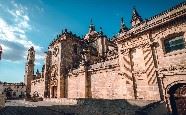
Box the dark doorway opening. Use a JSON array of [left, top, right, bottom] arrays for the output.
[[52, 86, 57, 98], [168, 83, 186, 115]]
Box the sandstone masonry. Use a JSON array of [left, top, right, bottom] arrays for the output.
[[25, 2, 186, 114]]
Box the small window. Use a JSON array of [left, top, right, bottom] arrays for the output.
[[164, 35, 185, 53]]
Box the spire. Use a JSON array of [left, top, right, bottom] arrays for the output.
[[119, 17, 128, 33], [99, 27, 103, 35], [131, 7, 143, 27], [28, 46, 34, 51], [90, 18, 93, 25], [89, 18, 95, 32], [36, 69, 39, 75]]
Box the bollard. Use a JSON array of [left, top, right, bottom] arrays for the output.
[[0, 94, 5, 109]]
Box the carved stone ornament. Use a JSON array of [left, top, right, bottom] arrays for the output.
[[50, 79, 57, 86], [51, 64, 58, 77], [120, 48, 130, 55], [159, 64, 186, 73], [53, 46, 59, 57]]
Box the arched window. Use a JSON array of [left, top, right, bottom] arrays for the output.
[[164, 34, 185, 53]]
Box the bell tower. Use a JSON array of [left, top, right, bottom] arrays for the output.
[[24, 46, 35, 96]]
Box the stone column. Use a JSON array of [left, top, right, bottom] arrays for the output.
[[158, 73, 166, 101], [85, 68, 91, 98]]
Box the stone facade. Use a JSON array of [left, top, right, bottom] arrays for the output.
[[0, 82, 26, 98], [25, 2, 186, 114]]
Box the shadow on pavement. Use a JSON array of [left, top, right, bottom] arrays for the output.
[[0, 99, 160, 115]]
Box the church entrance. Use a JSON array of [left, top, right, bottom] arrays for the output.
[[51, 86, 57, 98], [168, 83, 186, 115]]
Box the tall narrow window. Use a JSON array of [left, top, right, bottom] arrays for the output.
[[73, 44, 78, 55], [164, 35, 185, 53]]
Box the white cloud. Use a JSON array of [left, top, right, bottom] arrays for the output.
[[0, 1, 44, 65]]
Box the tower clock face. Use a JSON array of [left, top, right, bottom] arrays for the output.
[[53, 46, 59, 57]]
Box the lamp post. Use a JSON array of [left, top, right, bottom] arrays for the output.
[[0, 45, 2, 60]]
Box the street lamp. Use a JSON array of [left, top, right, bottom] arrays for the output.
[[0, 45, 2, 60]]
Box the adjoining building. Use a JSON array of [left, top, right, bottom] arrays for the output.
[[0, 82, 26, 99], [24, 2, 186, 114]]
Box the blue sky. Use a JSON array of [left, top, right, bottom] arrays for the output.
[[0, 0, 185, 83]]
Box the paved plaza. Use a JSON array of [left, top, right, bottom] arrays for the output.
[[0, 100, 74, 115]]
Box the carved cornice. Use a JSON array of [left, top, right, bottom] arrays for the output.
[[158, 64, 186, 74]]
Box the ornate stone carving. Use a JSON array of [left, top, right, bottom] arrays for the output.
[[51, 64, 58, 77], [50, 78, 57, 86], [159, 64, 186, 73], [120, 48, 130, 55], [53, 46, 59, 57]]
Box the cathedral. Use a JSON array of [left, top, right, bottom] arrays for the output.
[[25, 2, 186, 114]]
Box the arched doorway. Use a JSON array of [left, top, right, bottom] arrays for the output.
[[51, 86, 57, 98], [168, 83, 186, 115], [50, 78, 58, 98]]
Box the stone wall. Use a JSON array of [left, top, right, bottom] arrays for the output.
[[115, 3, 186, 113], [90, 67, 127, 99], [153, 22, 186, 69], [31, 78, 45, 97], [68, 72, 86, 98]]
